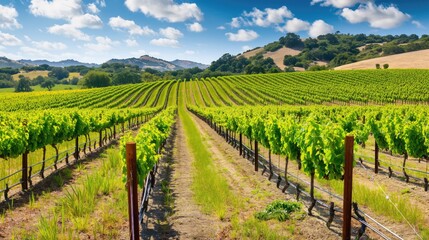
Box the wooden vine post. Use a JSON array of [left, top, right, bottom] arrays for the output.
[[239, 133, 243, 156], [374, 141, 379, 174], [343, 136, 354, 240], [126, 142, 139, 240], [21, 151, 29, 191], [254, 141, 259, 171]]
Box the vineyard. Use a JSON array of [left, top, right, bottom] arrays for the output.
[[1, 69, 429, 239]]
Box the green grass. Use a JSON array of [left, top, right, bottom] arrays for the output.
[[16, 147, 129, 239], [318, 178, 427, 235], [179, 82, 235, 219], [0, 84, 79, 93]]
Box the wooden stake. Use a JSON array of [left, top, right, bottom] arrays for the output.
[[343, 136, 354, 240], [126, 142, 139, 240]]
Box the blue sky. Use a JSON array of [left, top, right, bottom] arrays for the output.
[[0, 0, 427, 64]]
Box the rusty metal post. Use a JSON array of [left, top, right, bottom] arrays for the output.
[[255, 141, 259, 171], [126, 142, 139, 240], [343, 136, 354, 240]]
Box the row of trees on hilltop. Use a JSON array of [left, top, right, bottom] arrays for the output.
[[279, 33, 429, 69]]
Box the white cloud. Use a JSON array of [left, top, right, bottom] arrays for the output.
[[242, 45, 252, 51], [0, 31, 22, 46], [29, 0, 82, 20], [96, 0, 106, 7], [226, 29, 258, 42], [310, 0, 365, 8], [412, 20, 424, 29], [125, 39, 139, 47], [84, 36, 119, 51], [0, 5, 22, 29], [230, 17, 241, 28], [308, 20, 334, 38], [187, 22, 203, 32], [125, 0, 203, 23], [217, 26, 226, 30], [185, 50, 195, 55], [150, 38, 179, 47], [32, 40, 67, 50], [278, 18, 310, 33], [109, 16, 155, 36], [71, 14, 102, 29], [48, 24, 90, 41], [159, 27, 183, 40], [341, 2, 410, 29], [88, 3, 99, 13], [20, 46, 52, 58], [239, 6, 293, 28]]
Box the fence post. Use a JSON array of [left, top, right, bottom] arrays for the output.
[[255, 141, 259, 172], [239, 133, 243, 156], [343, 136, 354, 240], [21, 151, 28, 191], [374, 141, 379, 174], [126, 142, 139, 240], [74, 136, 79, 161]]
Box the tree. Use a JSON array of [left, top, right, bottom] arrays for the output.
[[48, 67, 69, 80], [375, 64, 381, 69], [112, 69, 141, 85], [279, 33, 304, 49], [41, 79, 55, 91], [383, 63, 389, 69], [15, 75, 33, 92], [82, 71, 111, 88], [283, 55, 299, 66], [70, 77, 79, 85]]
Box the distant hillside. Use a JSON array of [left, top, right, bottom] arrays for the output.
[[0, 57, 26, 69], [335, 49, 429, 70], [19, 59, 99, 68], [236, 33, 429, 70], [106, 55, 182, 71], [170, 59, 208, 69]]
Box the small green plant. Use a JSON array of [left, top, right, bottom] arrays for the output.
[[400, 188, 411, 195], [255, 200, 302, 221]]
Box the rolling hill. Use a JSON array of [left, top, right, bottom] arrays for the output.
[[19, 59, 99, 68], [335, 49, 429, 70]]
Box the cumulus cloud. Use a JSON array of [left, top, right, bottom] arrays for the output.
[[88, 3, 99, 13], [48, 24, 90, 41], [308, 20, 334, 38], [231, 6, 293, 28], [159, 27, 183, 40], [84, 36, 119, 51], [70, 14, 102, 29], [217, 26, 226, 30], [125, 39, 139, 47], [29, 0, 82, 20], [32, 40, 67, 50], [96, 0, 106, 7], [278, 18, 310, 33], [109, 16, 155, 36], [310, 0, 365, 8], [0, 31, 22, 46], [125, 0, 203, 22], [150, 38, 179, 47], [341, 2, 410, 29], [0, 5, 22, 29], [412, 20, 424, 29], [187, 22, 203, 32], [226, 29, 259, 42]]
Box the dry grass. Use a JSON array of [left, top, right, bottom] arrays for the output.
[[241, 47, 265, 58], [335, 49, 429, 70]]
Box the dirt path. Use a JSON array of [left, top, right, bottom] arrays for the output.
[[190, 113, 342, 239], [161, 117, 221, 239]]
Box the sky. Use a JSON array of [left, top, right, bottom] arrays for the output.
[[0, 0, 427, 65]]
